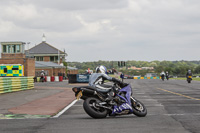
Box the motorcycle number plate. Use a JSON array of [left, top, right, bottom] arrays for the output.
[[76, 91, 82, 100], [188, 76, 192, 78]]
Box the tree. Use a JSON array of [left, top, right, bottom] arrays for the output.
[[173, 67, 181, 76], [194, 65, 200, 74], [63, 61, 68, 74], [155, 65, 165, 74], [67, 60, 200, 76]]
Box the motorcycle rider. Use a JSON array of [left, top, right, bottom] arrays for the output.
[[89, 65, 124, 90], [40, 70, 45, 82], [160, 71, 165, 81], [186, 70, 192, 79], [165, 71, 169, 80]]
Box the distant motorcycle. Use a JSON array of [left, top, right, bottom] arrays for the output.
[[187, 76, 192, 83], [166, 76, 169, 80], [166, 72, 169, 80], [40, 75, 45, 82], [72, 82, 147, 119], [161, 75, 165, 81]]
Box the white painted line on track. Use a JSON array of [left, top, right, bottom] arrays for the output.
[[52, 100, 78, 118], [157, 88, 200, 100]]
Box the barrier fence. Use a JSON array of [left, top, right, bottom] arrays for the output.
[[0, 77, 34, 94], [67, 74, 162, 83], [34, 76, 64, 82]]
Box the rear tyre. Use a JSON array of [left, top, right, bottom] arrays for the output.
[[83, 97, 107, 119], [131, 98, 147, 117]]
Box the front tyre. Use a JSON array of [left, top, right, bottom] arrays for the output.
[[83, 97, 107, 119], [131, 98, 147, 117], [187, 79, 191, 83]]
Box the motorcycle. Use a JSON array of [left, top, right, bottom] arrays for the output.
[[187, 76, 192, 83], [161, 75, 165, 81], [40, 75, 45, 82], [72, 82, 147, 119]]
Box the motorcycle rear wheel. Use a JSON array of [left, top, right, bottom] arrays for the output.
[[83, 97, 107, 119], [131, 98, 147, 117]]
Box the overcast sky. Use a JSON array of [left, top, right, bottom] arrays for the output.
[[0, 0, 200, 62]]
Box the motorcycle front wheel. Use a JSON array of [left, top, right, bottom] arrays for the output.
[[83, 97, 108, 119], [131, 97, 147, 117], [187, 79, 191, 83]]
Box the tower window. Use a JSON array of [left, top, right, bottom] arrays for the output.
[[2, 44, 21, 53], [35, 56, 44, 61], [3, 45, 6, 52]]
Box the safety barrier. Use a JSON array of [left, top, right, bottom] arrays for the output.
[[0, 77, 34, 94], [133, 76, 160, 79], [68, 74, 90, 83]]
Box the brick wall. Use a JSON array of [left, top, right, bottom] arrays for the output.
[[24, 58, 35, 76], [35, 67, 66, 76], [35, 68, 53, 76], [44, 56, 50, 62], [0, 58, 24, 64], [53, 68, 66, 76], [1, 53, 25, 58], [67, 70, 78, 74]]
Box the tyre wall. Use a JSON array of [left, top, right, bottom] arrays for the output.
[[0, 77, 34, 94]]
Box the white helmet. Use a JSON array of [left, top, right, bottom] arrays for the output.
[[96, 65, 107, 74]]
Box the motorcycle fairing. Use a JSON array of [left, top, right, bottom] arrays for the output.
[[119, 84, 132, 105], [112, 103, 133, 114], [111, 84, 133, 115]]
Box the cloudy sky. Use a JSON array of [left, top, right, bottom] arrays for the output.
[[0, 0, 200, 62]]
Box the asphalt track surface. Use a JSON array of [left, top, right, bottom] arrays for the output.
[[0, 79, 200, 133]]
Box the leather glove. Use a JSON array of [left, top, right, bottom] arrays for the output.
[[112, 78, 125, 88]]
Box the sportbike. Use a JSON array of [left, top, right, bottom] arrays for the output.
[[187, 75, 192, 83], [72, 81, 147, 118]]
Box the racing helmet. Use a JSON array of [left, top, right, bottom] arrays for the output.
[[95, 65, 107, 74]]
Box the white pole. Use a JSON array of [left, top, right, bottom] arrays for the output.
[[58, 50, 60, 64]]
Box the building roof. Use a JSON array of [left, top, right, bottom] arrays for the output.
[[35, 61, 66, 68], [1, 41, 25, 44], [28, 41, 67, 55], [35, 61, 77, 70]]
